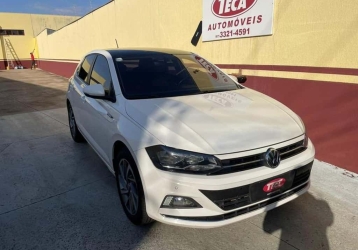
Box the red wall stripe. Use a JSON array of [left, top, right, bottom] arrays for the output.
[[217, 64, 358, 76], [3, 59, 357, 76], [0, 60, 33, 70], [37, 60, 78, 78], [245, 76, 358, 173]]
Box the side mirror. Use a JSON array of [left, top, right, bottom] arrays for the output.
[[83, 84, 105, 98], [229, 75, 247, 85], [83, 84, 116, 102], [237, 76, 247, 84]]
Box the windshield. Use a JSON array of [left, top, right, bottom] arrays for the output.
[[114, 53, 240, 99]]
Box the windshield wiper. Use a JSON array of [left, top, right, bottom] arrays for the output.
[[128, 94, 162, 99], [200, 89, 233, 94]]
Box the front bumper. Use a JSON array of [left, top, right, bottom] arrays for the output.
[[134, 137, 315, 228], [161, 181, 310, 228]]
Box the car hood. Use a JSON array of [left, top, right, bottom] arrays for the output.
[[125, 89, 304, 155]]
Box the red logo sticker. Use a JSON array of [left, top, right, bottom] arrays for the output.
[[212, 0, 258, 18], [263, 178, 286, 193], [194, 55, 218, 80]]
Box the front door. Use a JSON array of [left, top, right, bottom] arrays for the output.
[[80, 54, 118, 166], [71, 54, 97, 134]]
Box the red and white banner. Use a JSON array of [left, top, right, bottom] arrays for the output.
[[203, 0, 274, 41]]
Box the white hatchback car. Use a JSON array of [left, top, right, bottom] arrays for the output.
[[67, 48, 315, 228]]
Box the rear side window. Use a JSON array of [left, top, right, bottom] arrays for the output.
[[89, 55, 114, 96], [78, 54, 96, 82]]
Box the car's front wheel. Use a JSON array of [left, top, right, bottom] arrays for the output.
[[115, 149, 154, 225], [67, 102, 85, 143]]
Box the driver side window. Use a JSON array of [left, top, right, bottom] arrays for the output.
[[89, 55, 115, 97], [78, 54, 97, 83]]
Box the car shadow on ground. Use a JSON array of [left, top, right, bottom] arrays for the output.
[[0, 72, 67, 117], [262, 192, 334, 250]]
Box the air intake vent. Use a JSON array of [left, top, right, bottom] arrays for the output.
[[201, 162, 313, 211]]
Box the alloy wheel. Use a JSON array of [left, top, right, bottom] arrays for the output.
[[118, 159, 139, 215], [68, 107, 76, 136]]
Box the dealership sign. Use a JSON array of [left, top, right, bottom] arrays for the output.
[[203, 0, 274, 41]]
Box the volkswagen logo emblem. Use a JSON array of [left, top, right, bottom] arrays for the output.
[[264, 148, 281, 168]]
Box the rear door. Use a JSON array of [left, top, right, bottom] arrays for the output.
[[71, 54, 97, 133], [80, 54, 117, 165]]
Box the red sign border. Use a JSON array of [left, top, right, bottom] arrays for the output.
[[211, 0, 259, 19]]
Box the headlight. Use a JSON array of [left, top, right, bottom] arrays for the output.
[[161, 196, 202, 208], [303, 134, 309, 148], [298, 116, 306, 133], [145, 145, 222, 174], [298, 116, 309, 148]]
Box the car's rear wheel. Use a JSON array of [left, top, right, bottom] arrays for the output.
[[115, 149, 154, 225], [67, 103, 85, 143]]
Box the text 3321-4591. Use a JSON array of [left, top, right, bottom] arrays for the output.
[[217, 28, 250, 38]]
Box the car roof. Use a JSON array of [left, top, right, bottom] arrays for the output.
[[105, 48, 192, 58]]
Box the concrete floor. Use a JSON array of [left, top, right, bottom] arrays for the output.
[[0, 69, 357, 250]]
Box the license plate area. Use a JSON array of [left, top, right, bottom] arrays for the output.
[[250, 170, 296, 202]]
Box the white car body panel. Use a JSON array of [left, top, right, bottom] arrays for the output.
[[125, 88, 304, 155], [67, 49, 315, 228]]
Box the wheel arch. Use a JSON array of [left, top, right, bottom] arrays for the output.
[[112, 140, 135, 173]]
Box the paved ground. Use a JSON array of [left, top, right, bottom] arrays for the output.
[[0, 69, 357, 250]]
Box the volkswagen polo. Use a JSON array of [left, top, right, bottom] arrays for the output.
[[66, 48, 315, 228]]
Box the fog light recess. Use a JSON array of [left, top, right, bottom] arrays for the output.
[[161, 196, 202, 209]]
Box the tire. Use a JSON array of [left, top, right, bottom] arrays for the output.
[[67, 102, 85, 143], [115, 149, 154, 225]]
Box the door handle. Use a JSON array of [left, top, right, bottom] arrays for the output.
[[107, 113, 114, 119], [86, 98, 108, 116], [81, 95, 86, 103]]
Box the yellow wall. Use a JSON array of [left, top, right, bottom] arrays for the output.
[[0, 12, 79, 60], [36, 0, 358, 71]]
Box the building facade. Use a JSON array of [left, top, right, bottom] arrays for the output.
[[0, 12, 79, 69]]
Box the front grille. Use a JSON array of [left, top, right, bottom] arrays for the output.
[[279, 140, 307, 160], [211, 139, 306, 175], [163, 183, 309, 222], [200, 161, 313, 211]]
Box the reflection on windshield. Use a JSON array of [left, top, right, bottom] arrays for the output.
[[114, 53, 239, 99]]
